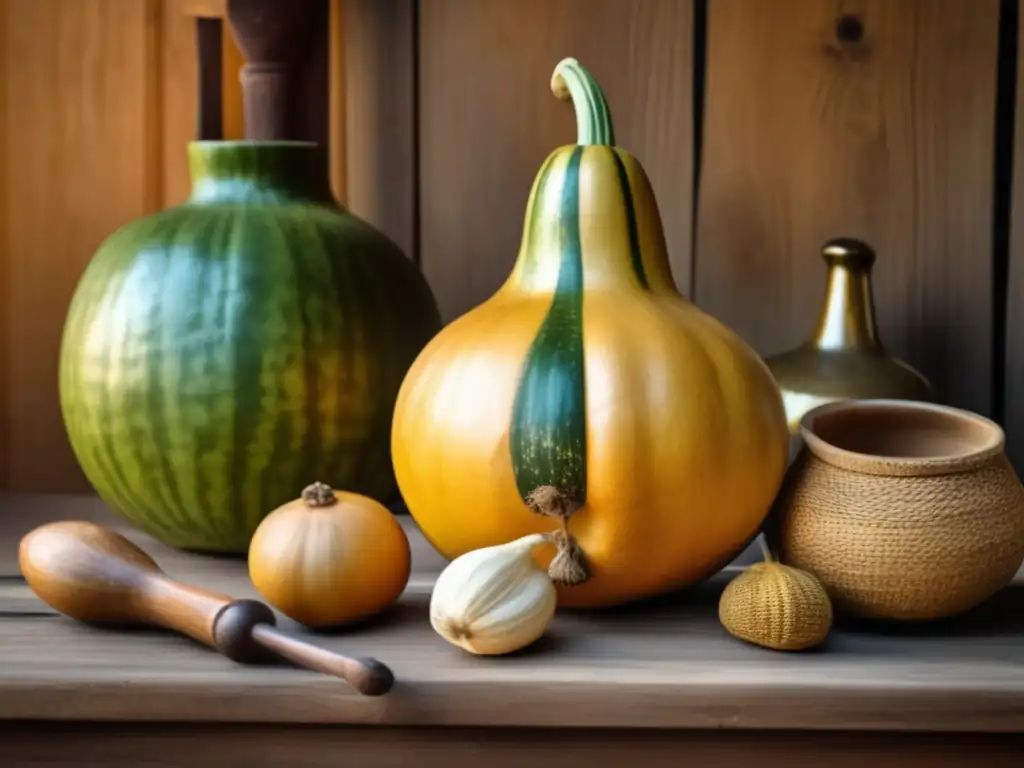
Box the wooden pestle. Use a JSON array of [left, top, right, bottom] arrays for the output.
[[18, 521, 394, 696]]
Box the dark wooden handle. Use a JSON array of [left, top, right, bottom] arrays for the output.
[[225, 0, 318, 140], [251, 624, 395, 696]]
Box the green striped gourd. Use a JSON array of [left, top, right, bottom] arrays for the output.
[[59, 141, 442, 552], [391, 58, 789, 608]]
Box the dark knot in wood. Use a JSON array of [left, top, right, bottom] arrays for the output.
[[836, 14, 864, 43]]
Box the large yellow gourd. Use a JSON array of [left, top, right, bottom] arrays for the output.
[[392, 58, 789, 608]]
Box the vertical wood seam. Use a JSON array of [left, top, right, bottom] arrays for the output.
[[411, 0, 422, 268], [0, 0, 8, 489], [690, 0, 707, 302], [329, 0, 347, 204], [196, 18, 224, 140], [695, 1, 999, 415], [145, 0, 165, 213], [993, 0, 1019, 429]]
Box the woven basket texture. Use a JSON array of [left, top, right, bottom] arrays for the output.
[[718, 562, 833, 651], [778, 450, 1024, 621]]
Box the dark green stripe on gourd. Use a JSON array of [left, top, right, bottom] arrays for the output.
[[510, 145, 588, 505], [509, 57, 637, 587], [611, 149, 649, 290]]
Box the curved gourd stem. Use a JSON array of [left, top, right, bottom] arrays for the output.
[[756, 533, 775, 564], [550, 57, 616, 146]]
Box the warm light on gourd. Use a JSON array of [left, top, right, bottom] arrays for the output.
[[391, 57, 790, 609], [247, 482, 411, 628]]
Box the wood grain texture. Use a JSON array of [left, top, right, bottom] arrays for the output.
[[1005, 7, 1024, 472], [180, 0, 225, 17], [221, 17, 245, 140], [161, 0, 201, 203], [696, 0, 1000, 416], [194, 18, 224, 140], [2, 0, 163, 493], [0, 494, 1022, 733], [288, 0, 332, 147], [342, 0, 416, 260], [328, 0, 345, 204], [0, 0, 369, 491], [0, 0, 9, 489], [419, 0, 693, 321], [149, 2, 249, 212], [3, 724, 1023, 768]]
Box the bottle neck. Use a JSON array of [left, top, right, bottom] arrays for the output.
[[187, 141, 335, 205], [810, 262, 882, 352]]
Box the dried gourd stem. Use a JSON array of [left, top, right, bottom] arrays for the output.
[[301, 481, 338, 508], [525, 485, 590, 586], [756, 532, 775, 563], [547, 528, 590, 586]]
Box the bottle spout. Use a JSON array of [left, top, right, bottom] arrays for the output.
[[810, 237, 883, 352], [821, 237, 876, 270]]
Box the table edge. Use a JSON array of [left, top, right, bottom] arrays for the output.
[[0, 677, 1021, 733]]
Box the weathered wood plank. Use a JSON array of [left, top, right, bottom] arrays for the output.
[[1004, 5, 1024, 472], [419, 0, 694, 321], [160, 1, 201, 204], [194, 18, 223, 141], [696, 0, 1000, 416], [340, 0, 417, 260], [0, 0, 9, 489], [162, 1, 253, 206], [180, 0, 224, 17], [0, 494, 1022, 733], [2, 0, 165, 492], [4, 724, 1023, 768]]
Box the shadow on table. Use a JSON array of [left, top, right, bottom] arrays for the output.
[[557, 568, 1024, 641]]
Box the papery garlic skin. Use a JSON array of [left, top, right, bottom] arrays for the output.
[[430, 533, 557, 655]]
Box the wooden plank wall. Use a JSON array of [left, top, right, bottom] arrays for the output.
[[0, 0, 408, 492], [698, 0, 1000, 417], [1, 0, 1023, 491], [2, 0, 163, 492], [419, 0, 693, 320]]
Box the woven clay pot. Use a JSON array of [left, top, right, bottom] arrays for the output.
[[775, 399, 1024, 621]]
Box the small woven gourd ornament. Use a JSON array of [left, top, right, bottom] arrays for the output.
[[718, 536, 833, 651]]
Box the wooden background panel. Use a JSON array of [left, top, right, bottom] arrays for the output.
[[696, 0, 1000, 417], [0, 0, 8, 487], [4, 725, 1024, 768], [0, 0, 395, 493], [2, 0, 164, 492], [419, 0, 694, 322], [161, 2, 246, 207], [1006, 1, 1024, 472], [160, 0, 198, 206], [341, 0, 417, 261]]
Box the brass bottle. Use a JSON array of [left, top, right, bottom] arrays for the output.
[[765, 238, 932, 454]]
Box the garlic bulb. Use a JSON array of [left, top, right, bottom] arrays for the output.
[[430, 533, 557, 655]]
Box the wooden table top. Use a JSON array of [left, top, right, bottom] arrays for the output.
[[0, 492, 1022, 734]]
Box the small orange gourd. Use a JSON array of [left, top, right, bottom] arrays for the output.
[[248, 482, 411, 628]]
